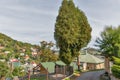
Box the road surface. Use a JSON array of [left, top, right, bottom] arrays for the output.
[[77, 70, 105, 80]]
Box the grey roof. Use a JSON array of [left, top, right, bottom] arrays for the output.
[[80, 49, 101, 55], [80, 53, 104, 64]]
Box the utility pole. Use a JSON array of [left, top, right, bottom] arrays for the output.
[[28, 68, 30, 80], [46, 68, 48, 80]]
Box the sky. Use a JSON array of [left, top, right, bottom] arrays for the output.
[[0, 0, 120, 47]]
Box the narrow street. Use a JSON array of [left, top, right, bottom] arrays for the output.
[[77, 70, 105, 80]]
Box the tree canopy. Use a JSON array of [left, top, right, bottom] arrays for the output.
[[39, 41, 58, 62], [0, 61, 9, 79], [54, 0, 91, 65], [0, 33, 38, 57], [95, 26, 120, 58]]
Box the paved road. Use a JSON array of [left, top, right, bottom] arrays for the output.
[[77, 70, 105, 80]]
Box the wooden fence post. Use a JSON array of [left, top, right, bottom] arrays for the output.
[[56, 66, 58, 79], [64, 66, 66, 78], [46, 68, 48, 80], [28, 70, 30, 80]]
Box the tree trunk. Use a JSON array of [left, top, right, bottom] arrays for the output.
[[65, 65, 73, 76], [105, 56, 110, 73], [77, 56, 80, 71]]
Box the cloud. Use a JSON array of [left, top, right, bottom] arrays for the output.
[[0, 0, 57, 45], [0, 0, 120, 47], [74, 0, 120, 47], [75, 0, 120, 25]]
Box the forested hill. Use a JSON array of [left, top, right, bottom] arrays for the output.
[[0, 33, 39, 55]]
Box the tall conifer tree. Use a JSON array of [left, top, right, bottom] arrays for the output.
[[54, 0, 91, 70]]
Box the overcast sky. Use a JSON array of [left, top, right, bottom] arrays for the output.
[[0, 0, 120, 47]]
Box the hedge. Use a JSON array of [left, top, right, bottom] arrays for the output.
[[112, 56, 120, 65], [111, 65, 120, 79]]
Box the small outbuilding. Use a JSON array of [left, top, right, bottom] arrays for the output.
[[33, 61, 78, 75], [33, 62, 55, 74]]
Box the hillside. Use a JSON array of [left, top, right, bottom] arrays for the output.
[[0, 33, 39, 56]]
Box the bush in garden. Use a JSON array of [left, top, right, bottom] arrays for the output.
[[111, 65, 120, 79], [112, 56, 120, 65]]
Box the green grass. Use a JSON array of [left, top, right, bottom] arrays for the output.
[[63, 77, 70, 80], [74, 70, 81, 74], [28, 76, 47, 80], [81, 69, 104, 73]]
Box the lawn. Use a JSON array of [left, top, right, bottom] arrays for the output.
[[30, 76, 53, 80], [26, 76, 47, 80]]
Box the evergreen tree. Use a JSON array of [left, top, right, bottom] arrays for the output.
[[95, 26, 120, 73], [54, 0, 91, 70]]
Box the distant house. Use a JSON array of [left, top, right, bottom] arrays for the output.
[[31, 62, 37, 67], [32, 52, 37, 56], [10, 58, 21, 68], [4, 51, 10, 54], [84, 48, 101, 55], [0, 44, 4, 50], [0, 59, 5, 62], [23, 62, 35, 74], [24, 55, 30, 60], [31, 47, 39, 57], [10, 58, 19, 62], [13, 61, 21, 67], [20, 53, 25, 56], [79, 53, 104, 70]]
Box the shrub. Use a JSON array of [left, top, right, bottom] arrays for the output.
[[111, 65, 120, 79], [112, 56, 120, 65], [12, 67, 26, 77]]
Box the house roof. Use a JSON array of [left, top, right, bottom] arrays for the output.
[[80, 53, 104, 64], [80, 49, 101, 55], [13, 62, 21, 67], [55, 61, 66, 66], [40, 61, 78, 73], [41, 62, 55, 73]]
